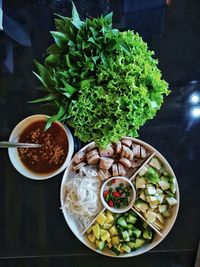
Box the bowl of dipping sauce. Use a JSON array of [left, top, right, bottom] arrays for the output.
[[100, 176, 136, 213], [8, 114, 74, 180]]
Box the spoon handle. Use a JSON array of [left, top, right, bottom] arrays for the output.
[[0, 141, 42, 148]]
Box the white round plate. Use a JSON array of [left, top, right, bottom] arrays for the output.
[[60, 137, 179, 257]]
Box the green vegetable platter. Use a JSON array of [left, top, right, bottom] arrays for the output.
[[60, 137, 179, 257], [32, 3, 169, 148]]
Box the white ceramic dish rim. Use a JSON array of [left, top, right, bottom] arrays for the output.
[[60, 137, 180, 258], [8, 114, 74, 180], [100, 176, 136, 214]]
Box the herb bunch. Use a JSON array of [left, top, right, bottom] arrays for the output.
[[33, 3, 169, 148]]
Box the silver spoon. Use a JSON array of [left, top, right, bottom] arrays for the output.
[[0, 141, 42, 148]]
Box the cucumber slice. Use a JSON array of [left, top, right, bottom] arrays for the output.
[[166, 197, 178, 206], [158, 204, 167, 214], [128, 229, 134, 237], [146, 196, 158, 203], [160, 176, 169, 182], [149, 158, 161, 170], [135, 239, 146, 249], [156, 188, 163, 194], [139, 191, 146, 201], [146, 211, 157, 223], [143, 222, 148, 229], [111, 246, 120, 255], [138, 166, 148, 176], [133, 228, 142, 238], [169, 177, 176, 194], [158, 180, 170, 191], [163, 209, 171, 218], [122, 230, 130, 242], [126, 214, 137, 224], [127, 224, 134, 230], [116, 243, 123, 253], [166, 190, 175, 197], [127, 242, 135, 250], [95, 240, 105, 251], [143, 230, 153, 240], [156, 194, 165, 204], [130, 236, 136, 242], [145, 167, 160, 185], [145, 184, 156, 196], [136, 176, 146, 189], [117, 217, 128, 228], [129, 210, 137, 217]]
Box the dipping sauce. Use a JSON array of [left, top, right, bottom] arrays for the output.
[[103, 179, 132, 208], [18, 120, 68, 174]]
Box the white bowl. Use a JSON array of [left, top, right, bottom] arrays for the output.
[[8, 114, 74, 180], [100, 176, 136, 213]]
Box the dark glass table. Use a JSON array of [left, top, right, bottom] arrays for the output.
[[0, 1, 200, 266]]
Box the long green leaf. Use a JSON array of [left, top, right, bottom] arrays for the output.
[[45, 105, 66, 130], [50, 31, 68, 47], [104, 12, 113, 26], [28, 94, 55, 104], [71, 1, 83, 29], [32, 72, 47, 88]]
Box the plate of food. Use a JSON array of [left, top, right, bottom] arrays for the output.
[[60, 137, 179, 257]]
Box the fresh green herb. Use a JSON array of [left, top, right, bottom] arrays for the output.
[[32, 3, 169, 148], [145, 167, 160, 184]]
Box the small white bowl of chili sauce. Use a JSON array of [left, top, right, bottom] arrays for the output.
[[8, 114, 74, 180], [100, 176, 136, 213]]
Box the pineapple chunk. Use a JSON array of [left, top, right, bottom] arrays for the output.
[[100, 229, 107, 237], [101, 231, 110, 242], [109, 225, 118, 236], [102, 223, 112, 230], [111, 236, 120, 245], [96, 212, 107, 226], [87, 233, 96, 243], [107, 237, 111, 243], [105, 211, 114, 224], [92, 223, 100, 239], [86, 226, 93, 234], [107, 242, 112, 248]]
